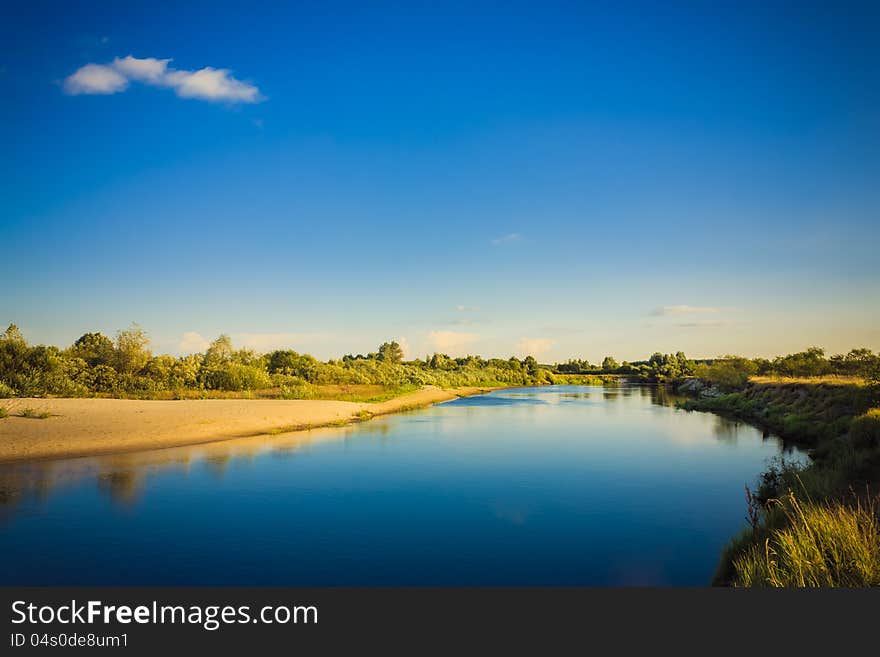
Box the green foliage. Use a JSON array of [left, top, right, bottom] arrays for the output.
[[202, 334, 234, 368], [693, 356, 757, 390], [1, 322, 877, 408], [556, 358, 593, 374], [767, 347, 829, 377], [638, 351, 694, 381], [377, 341, 404, 364], [70, 332, 115, 367], [200, 362, 272, 391], [0, 407, 7, 419], [681, 380, 877, 447], [114, 324, 151, 375], [850, 409, 880, 450]]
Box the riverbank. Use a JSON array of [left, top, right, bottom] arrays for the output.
[[676, 376, 880, 586], [0, 385, 496, 463]]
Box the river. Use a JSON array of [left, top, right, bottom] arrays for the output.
[[0, 384, 804, 585]]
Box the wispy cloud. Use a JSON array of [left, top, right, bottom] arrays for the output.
[[178, 331, 210, 354], [651, 304, 720, 317], [673, 320, 731, 329], [490, 233, 522, 246], [455, 305, 480, 312], [63, 55, 263, 103], [237, 332, 333, 351], [516, 337, 554, 358], [427, 330, 479, 355]]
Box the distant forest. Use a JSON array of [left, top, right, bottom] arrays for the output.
[[0, 323, 877, 399]]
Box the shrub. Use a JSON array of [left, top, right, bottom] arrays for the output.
[[0, 407, 7, 418], [0, 381, 15, 398], [279, 383, 316, 400], [88, 365, 119, 393], [201, 363, 272, 391], [20, 407, 51, 419], [850, 409, 880, 449], [694, 356, 757, 390]]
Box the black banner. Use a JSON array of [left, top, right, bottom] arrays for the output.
[[1, 587, 876, 653]]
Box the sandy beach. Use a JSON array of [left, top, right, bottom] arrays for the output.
[[0, 386, 492, 463]]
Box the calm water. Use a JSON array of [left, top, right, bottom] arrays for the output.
[[0, 385, 804, 585]]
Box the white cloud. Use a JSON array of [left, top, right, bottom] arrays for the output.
[[651, 305, 720, 317], [63, 55, 262, 104], [179, 331, 210, 354], [516, 337, 554, 359], [237, 332, 332, 352], [427, 330, 479, 355], [456, 305, 480, 312], [63, 63, 128, 95], [164, 67, 261, 102], [112, 55, 170, 83], [490, 233, 522, 245], [395, 336, 411, 360]]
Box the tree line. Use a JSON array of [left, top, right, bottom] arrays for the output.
[[556, 347, 880, 386], [1, 323, 877, 399], [0, 325, 559, 398]]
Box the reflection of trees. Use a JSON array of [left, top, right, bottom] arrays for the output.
[[0, 413, 395, 518], [204, 453, 232, 477], [0, 467, 58, 519], [712, 416, 739, 444], [645, 385, 685, 408], [559, 393, 591, 400], [97, 470, 143, 506]]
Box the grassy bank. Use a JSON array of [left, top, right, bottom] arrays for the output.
[[678, 377, 880, 586]]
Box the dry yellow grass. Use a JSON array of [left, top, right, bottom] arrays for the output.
[[733, 493, 880, 587], [749, 375, 869, 386]]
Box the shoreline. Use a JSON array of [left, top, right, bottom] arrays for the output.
[[0, 385, 497, 464]]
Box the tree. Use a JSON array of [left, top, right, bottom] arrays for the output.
[[114, 324, 151, 375], [602, 356, 619, 371], [0, 323, 29, 381], [203, 334, 234, 368], [1, 323, 25, 345], [71, 332, 115, 367], [694, 355, 757, 390], [377, 341, 404, 364]]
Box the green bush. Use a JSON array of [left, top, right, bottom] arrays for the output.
[[850, 409, 880, 449], [694, 356, 757, 390], [0, 381, 15, 398], [201, 363, 272, 391], [88, 365, 119, 393]]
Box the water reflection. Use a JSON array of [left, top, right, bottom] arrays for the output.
[[0, 384, 809, 585], [0, 423, 357, 516]]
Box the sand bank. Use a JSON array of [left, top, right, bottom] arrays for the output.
[[0, 386, 492, 463]]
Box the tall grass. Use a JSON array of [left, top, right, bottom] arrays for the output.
[[732, 492, 880, 587]]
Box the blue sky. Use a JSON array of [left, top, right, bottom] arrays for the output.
[[2, 0, 879, 362]]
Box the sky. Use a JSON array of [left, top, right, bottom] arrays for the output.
[[2, 0, 879, 363]]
